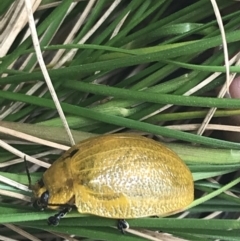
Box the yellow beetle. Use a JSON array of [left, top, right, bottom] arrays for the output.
[[30, 133, 194, 231]]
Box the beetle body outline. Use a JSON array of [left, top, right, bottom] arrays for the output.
[[32, 133, 194, 220]]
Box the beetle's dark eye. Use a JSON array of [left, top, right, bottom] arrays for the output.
[[40, 191, 49, 205], [33, 191, 49, 210]]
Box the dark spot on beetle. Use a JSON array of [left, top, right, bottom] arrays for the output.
[[65, 179, 73, 189], [56, 186, 64, 194], [55, 179, 73, 194], [69, 149, 79, 158]]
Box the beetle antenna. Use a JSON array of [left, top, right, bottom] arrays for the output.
[[24, 156, 32, 188]]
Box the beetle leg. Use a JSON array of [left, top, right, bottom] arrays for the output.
[[48, 207, 72, 226], [117, 219, 129, 234]]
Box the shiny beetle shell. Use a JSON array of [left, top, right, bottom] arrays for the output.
[[32, 134, 194, 219]]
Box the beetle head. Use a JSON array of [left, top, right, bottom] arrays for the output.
[[31, 179, 50, 210], [31, 158, 75, 210]]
